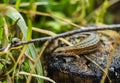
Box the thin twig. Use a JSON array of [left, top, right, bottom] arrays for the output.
[[0, 24, 120, 51]]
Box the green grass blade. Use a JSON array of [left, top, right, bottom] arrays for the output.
[[5, 6, 43, 83]]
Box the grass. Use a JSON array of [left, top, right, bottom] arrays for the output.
[[0, 0, 119, 83]]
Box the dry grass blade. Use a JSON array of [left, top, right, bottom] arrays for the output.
[[27, 41, 49, 83], [84, 55, 111, 83], [19, 71, 56, 83], [19, 9, 80, 28], [32, 27, 73, 46]]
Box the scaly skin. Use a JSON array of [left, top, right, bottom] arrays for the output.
[[53, 32, 100, 57]]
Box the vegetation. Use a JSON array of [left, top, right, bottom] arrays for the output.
[[0, 0, 119, 83]]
